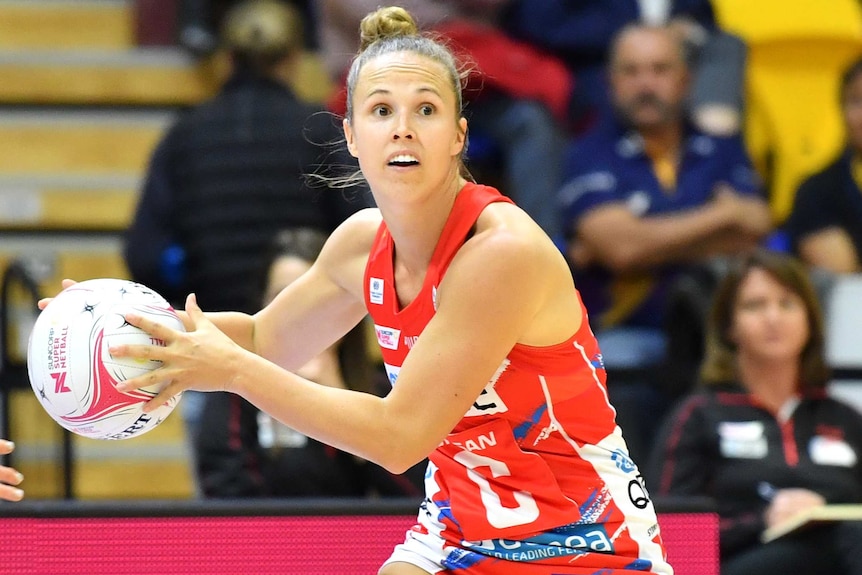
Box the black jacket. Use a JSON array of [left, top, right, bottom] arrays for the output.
[[124, 69, 369, 312], [648, 384, 862, 557]]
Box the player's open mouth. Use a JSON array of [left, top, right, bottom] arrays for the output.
[[388, 154, 419, 167]]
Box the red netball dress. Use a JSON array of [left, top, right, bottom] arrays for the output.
[[366, 182, 672, 574]]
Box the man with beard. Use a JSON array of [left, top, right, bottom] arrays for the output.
[[555, 24, 771, 462]]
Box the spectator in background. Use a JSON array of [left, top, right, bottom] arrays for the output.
[[0, 439, 23, 502], [195, 228, 424, 497], [557, 23, 770, 461], [125, 0, 369, 446], [502, 0, 747, 136], [786, 58, 862, 274], [177, 0, 317, 57], [648, 249, 862, 575], [318, 0, 570, 239]]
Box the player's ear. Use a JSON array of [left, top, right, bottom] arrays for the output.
[[451, 117, 467, 157], [343, 118, 358, 158]]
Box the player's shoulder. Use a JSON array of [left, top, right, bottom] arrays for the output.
[[334, 207, 382, 238], [310, 208, 382, 295], [467, 203, 560, 271], [318, 208, 382, 262], [342, 206, 383, 227]]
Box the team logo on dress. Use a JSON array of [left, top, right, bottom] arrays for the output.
[[369, 277, 384, 305], [375, 325, 400, 350], [611, 448, 636, 473]]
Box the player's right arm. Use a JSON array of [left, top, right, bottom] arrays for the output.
[[206, 209, 378, 372], [251, 209, 377, 370], [39, 210, 378, 374]]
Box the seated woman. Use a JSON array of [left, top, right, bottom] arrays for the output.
[[648, 249, 862, 575], [194, 228, 424, 497]]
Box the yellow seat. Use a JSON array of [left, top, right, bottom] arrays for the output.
[[713, 0, 862, 222]]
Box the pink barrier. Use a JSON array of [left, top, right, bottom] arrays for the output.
[[0, 512, 717, 574]]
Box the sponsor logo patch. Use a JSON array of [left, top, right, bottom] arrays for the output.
[[719, 421, 767, 459], [375, 325, 400, 350], [369, 277, 384, 305]]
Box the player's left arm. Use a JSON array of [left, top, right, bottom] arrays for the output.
[[169, 221, 570, 473], [377, 214, 582, 467]]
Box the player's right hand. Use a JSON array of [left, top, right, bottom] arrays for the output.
[[37, 279, 78, 310]]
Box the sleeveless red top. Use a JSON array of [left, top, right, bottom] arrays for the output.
[[364, 183, 671, 574]]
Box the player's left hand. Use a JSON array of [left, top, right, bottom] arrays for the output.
[[0, 440, 24, 502], [112, 293, 251, 410], [37, 278, 78, 310]]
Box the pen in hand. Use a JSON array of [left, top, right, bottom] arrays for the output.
[[757, 481, 777, 503]]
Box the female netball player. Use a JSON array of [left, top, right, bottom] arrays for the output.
[[49, 6, 672, 574]]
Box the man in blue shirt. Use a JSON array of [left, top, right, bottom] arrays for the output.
[[557, 23, 771, 460]]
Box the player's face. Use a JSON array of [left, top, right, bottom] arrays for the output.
[[842, 72, 862, 153], [729, 267, 810, 365], [344, 51, 467, 198], [610, 29, 689, 131]]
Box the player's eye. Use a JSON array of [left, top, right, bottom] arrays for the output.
[[373, 105, 391, 117], [419, 105, 434, 116]]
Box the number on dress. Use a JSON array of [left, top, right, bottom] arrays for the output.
[[454, 450, 540, 529]]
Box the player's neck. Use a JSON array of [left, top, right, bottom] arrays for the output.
[[380, 176, 466, 272]]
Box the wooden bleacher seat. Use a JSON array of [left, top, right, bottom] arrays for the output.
[[0, 110, 171, 174], [0, 0, 134, 50], [0, 49, 332, 107], [0, 175, 138, 231], [7, 389, 195, 500], [0, 0, 336, 501]]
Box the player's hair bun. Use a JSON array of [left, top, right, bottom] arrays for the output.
[[358, 6, 419, 53]]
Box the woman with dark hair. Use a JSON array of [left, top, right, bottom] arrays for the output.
[[649, 249, 862, 575], [195, 228, 423, 497]]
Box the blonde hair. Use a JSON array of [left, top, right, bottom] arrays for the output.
[[221, 0, 303, 74], [344, 6, 467, 121], [316, 6, 474, 188]]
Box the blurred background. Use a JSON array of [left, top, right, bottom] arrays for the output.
[[0, 0, 860, 508]]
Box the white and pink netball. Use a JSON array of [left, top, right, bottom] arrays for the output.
[[27, 278, 184, 440]]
